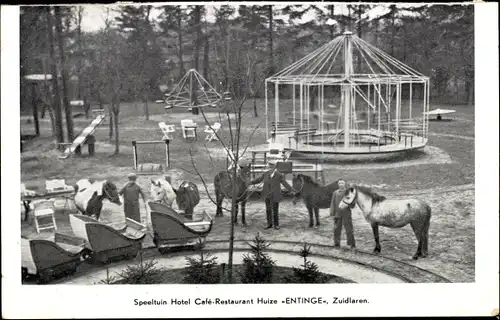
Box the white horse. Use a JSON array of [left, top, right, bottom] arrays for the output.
[[339, 184, 431, 260], [74, 179, 121, 220], [150, 177, 177, 209]]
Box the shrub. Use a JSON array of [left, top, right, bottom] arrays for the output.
[[284, 243, 328, 284], [240, 233, 276, 283], [183, 238, 220, 284], [117, 251, 164, 284]]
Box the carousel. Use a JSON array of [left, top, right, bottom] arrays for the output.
[[264, 31, 430, 160], [163, 68, 230, 111]]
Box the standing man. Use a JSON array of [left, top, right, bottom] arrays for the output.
[[249, 159, 295, 230], [330, 179, 356, 250], [119, 173, 146, 223]]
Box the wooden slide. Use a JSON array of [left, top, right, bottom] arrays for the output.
[[59, 113, 105, 159]]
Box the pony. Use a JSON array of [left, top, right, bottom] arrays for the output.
[[150, 177, 176, 208], [213, 163, 252, 225], [291, 174, 340, 227], [73, 179, 121, 220], [150, 177, 200, 219], [339, 185, 432, 260]]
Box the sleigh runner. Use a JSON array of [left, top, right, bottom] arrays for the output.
[[148, 202, 213, 253], [68, 214, 146, 264]]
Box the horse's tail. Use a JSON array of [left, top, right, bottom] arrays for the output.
[[425, 203, 432, 219]]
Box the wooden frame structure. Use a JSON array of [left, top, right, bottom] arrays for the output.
[[264, 31, 430, 159], [132, 140, 170, 175]]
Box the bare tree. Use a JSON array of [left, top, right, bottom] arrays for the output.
[[46, 6, 65, 149], [55, 6, 75, 143], [184, 54, 267, 283]]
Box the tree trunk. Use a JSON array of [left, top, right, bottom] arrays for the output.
[[192, 6, 202, 112], [203, 33, 210, 89], [77, 6, 84, 100], [46, 6, 65, 149], [268, 5, 274, 76], [55, 6, 74, 143], [177, 16, 185, 80], [253, 98, 258, 117], [113, 96, 120, 154], [105, 93, 113, 140], [329, 5, 335, 40], [144, 96, 150, 120], [225, 30, 230, 92]]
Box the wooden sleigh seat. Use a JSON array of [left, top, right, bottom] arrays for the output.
[[148, 202, 213, 253], [21, 236, 88, 283], [68, 214, 146, 264]]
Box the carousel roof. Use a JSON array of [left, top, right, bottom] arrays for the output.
[[267, 31, 428, 84]]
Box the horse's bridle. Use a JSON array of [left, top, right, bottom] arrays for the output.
[[294, 175, 305, 195], [102, 182, 118, 202], [341, 188, 357, 206]]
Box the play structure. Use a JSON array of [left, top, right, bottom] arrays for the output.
[[163, 69, 224, 112], [59, 109, 106, 159], [264, 31, 430, 160], [132, 140, 171, 175], [148, 202, 213, 254]]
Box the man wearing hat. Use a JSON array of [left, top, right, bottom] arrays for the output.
[[119, 173, 146, 223], [248, 159, 295, 230]]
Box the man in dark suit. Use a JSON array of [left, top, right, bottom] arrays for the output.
[[330, 179, 356, 250], [249, 160, 295, 230]]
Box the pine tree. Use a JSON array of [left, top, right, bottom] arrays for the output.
[[240, 233, 276, 283], [183, 238, 220, 284], [285, 243, 328, 283], [118, 250, 163, 284]]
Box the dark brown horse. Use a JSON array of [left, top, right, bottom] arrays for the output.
[[214, 164, 251, 225], [73, 179, 122, 220], [175, 181, 200, 219], [291, 174, 340, 227]]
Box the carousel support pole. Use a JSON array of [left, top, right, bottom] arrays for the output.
[[426, 79, 430, 140], [275, 82, 279, 128], [265, 80, 268, 140], [343, 31, 353, 149], [292, 84, 296, 125], [320, 84, 324, 149], [378, 83, 382, 140], [409, 79, 413, 119], [300, 83, 303, 130], [422, 80, 427, 142], [367, 83, 371, 131], [306, 85, 310, 144], [396, 81, 400, 137]]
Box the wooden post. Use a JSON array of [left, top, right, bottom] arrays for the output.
[[164, 139, 170, 168], [132, 141, 138, 170], [87, 135, 96, 156]]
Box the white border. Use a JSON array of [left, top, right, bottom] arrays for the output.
[[2, 3, 499, 318]]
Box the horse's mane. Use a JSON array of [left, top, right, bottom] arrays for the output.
[[355, 185, 387, 203], [298, 174, 321, 187]]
